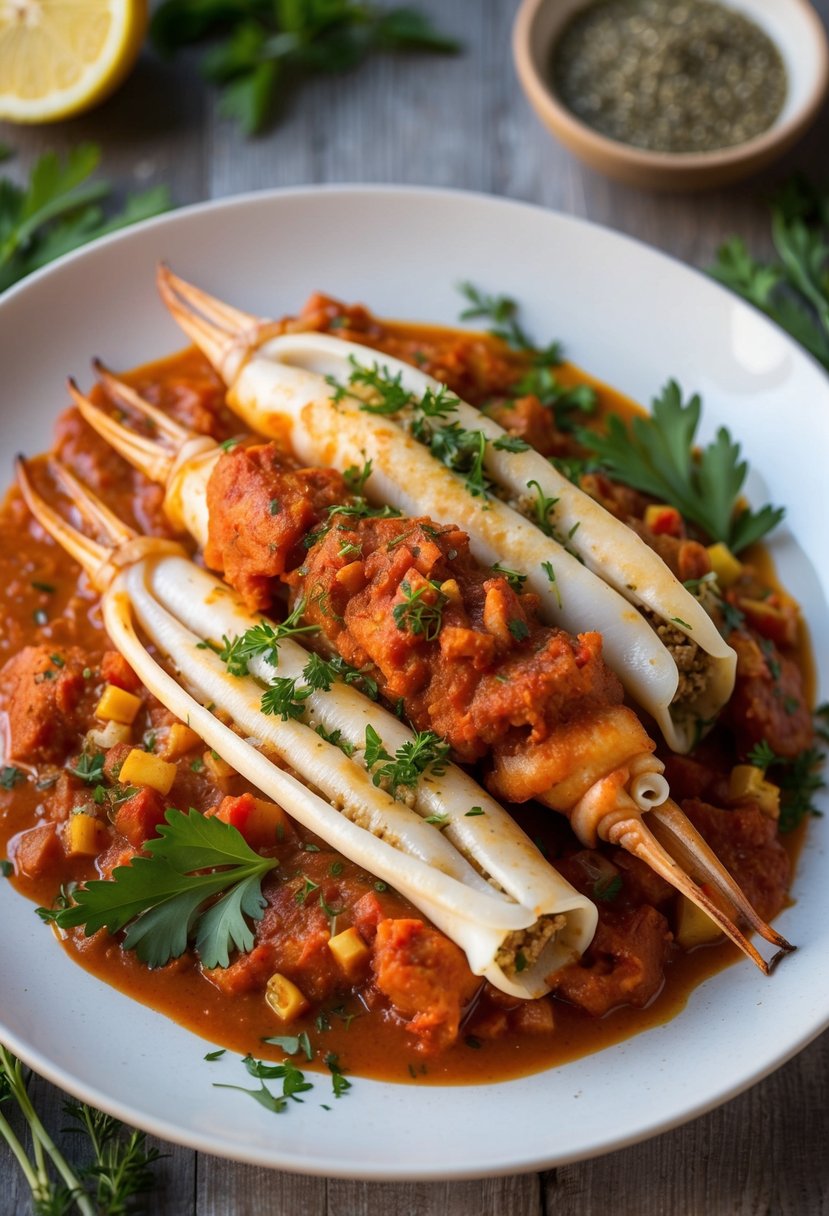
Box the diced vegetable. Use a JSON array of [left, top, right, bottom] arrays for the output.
[[95, 683, 142, 725], [213, 793, 290, 847], [203, 750, 235, 781], [727, 764, 780, 819], [644, 504, 683, 538], [738, 597, 798, 648], [334, 560, 366, 595], [675, 894, 722, 949], [87, 720, 131, 749], [439, 578, 462, 604], [67, 812, 108, 857], [163, 722, 201, 760], [706, 542, 742, 588], [327, 926, 371, 976], [114, 788, 167, 847], [265, 973, 309, 1022], [118, 748, 177, 795]]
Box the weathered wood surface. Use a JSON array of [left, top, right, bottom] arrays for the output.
[[1, 0, 828, 1211]]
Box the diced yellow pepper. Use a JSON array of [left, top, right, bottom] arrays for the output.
[[248, 798, 291, 843], [95, 683, 142, 725], [439, 578, 461, 604], [727, 765, 780, 818], [119, 748, 177, 795], [675, 895, 722, 950], [67, 812, 108, 857], [203, 750, 235, 781], [265, 973, 309, 1022], [327, 926, 370, 976], [707, 542, 743, 589], [164, 723, 201, 761]]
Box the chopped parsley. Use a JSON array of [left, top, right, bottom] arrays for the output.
[[0, 766, 25, 791], [457, 282, 563, 365], [66, 752, 106, 786], [513, 364, 597, 430], [363, 725, 450, 797], [324, 1052, 352, 1099], [217, 599, 320, 677], [392, 579, 448, 641], [491, 562, 527, 590]]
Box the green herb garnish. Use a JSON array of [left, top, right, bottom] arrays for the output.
[[576, 380, 784, 553], [457, 282, 562, 364], [151, 0, 460, 137], [711, 177, 829, 372], [363, 725, 450, 797], [392, 579, 447, 641], [50, 808, 278, 968], [0, 145, 169, 293]]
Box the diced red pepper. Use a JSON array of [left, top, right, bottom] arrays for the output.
[[644, 504, 684, 538], [101, 651, 142, 694], [738, 598, 799, 648], [210, 792, 291, 848], [12, 823, 64, 878], [114, 788, 168, 848]]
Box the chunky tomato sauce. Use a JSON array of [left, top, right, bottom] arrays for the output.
[[0, 302, 813, 1086]]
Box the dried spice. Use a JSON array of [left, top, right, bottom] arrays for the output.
[[551, 0, 787, 154]]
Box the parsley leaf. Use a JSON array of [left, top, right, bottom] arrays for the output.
[[710, 177, 829, 371], [217, 598, 320, 675], [0, 766, 24, 791], [0, 145, 170, 293], [392, 579, 448, 640], [363, 725, 450, 797], [513, 364, 597, 430], [457, 282, 563, 364], [53, 808, 278, 968], [66, 752, 106, 785], [576, 380, 785, 553], [151, 0, 460, 137]]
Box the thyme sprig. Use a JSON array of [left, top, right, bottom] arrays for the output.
[[0, 1046, 160, 1216]]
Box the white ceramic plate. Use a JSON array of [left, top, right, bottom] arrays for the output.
[[0, 187, 827, 1179]]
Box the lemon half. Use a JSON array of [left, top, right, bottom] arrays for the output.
[[0, 0, 147, 123]]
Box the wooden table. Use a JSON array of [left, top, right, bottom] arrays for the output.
[[2, 2, 828, 1211]]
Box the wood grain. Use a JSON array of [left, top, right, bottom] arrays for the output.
[[1, 0, 828, 1210]]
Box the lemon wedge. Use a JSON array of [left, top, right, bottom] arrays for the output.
[[0, 0, 147, 123]]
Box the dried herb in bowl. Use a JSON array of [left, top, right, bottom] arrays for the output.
[[550, 0, 787, 155]]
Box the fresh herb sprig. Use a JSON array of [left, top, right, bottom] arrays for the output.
[[363, 724, 450, 797], [711, 177, 829, 371], [150, 0, 461, 137], [392, 579, 448, 640], [0, 145, 169, 293], [49, 809, 278, 969], [0, 1045, 160, 1216], [213, 598, 320, 676], [745, 708, 828, 832], [457, 282, 563, 365], [576, 379, 785, 553], [513, 364, 598, 432]]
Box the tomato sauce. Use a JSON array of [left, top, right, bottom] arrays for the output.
[[0, 307, 814, 1086]]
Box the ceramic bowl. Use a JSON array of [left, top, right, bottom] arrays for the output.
[[513, 0, 829, 191]]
